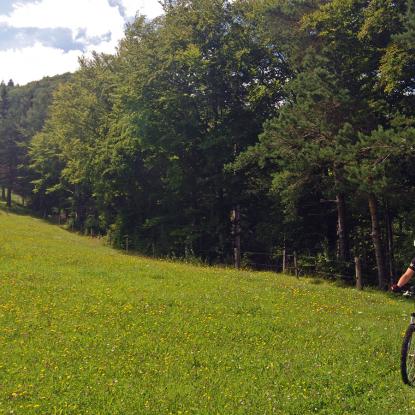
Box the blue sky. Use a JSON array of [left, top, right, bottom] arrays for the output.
[[0, 0, 163, 85]]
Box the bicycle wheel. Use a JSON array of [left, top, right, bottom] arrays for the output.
[[401, 324, 415, 385]]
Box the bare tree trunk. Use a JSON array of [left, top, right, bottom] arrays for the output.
[[231, 142, 241, 270], [384, 201, 395, 282], [282, 244, 287, 273], [336, 193, 349, 261], [333, 168, 349, 261], [1, 186, 5, 201], [355, 257, 363, 290], [232, 205, 241, 269], [368, 194, 387, 290], [6, 187, 11, 207], [294, 251, 299, 278]]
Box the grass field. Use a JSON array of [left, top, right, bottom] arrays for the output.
[[1, 206, 415, 414]]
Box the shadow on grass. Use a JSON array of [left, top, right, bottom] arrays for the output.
[[388, 292, 415, 305], [0, 201, 31, 217], [309, 278, 324, 285], [0, 201, 69, 230]]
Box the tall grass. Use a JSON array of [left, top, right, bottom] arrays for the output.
[[0, 207, 413, 414]]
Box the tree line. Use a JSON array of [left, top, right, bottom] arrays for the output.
[[0, 73, 72, 205], [1, 0, 414, 289]]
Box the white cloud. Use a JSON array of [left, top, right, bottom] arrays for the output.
[[0, 0, 126, 43], [0, 0, 164, 84], [123, 0, 164, 19], [0, 43, 81, 85]]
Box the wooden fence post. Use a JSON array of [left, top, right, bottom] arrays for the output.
[[355, 257, 363, 290], [282, 248, 287, 273]]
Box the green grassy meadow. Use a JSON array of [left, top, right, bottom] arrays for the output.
[[1, 207, 415, 414]]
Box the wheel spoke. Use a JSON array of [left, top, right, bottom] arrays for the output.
[[407, 335, 415, 384]]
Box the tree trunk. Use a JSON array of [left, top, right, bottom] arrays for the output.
[[333, 167, 349, 261], [232, 205, 241, 269], [355, 257, 363, 290], [1, 186, 5, 201], [282, 244, 287, 273], [6, 187, 11, 207], [336, 193, 349, 261], [384, 201, 395, 282], [326, 212, 337, 258], [294, 251, 299, 277], [368, 194, 387, 290]]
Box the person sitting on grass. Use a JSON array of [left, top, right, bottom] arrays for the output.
[[391, 258, 415, 292]]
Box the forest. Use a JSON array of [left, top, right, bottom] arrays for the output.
[[0, 0, 414, 289]]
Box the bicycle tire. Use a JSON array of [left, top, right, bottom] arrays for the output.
[[401, 324, 415, 385]]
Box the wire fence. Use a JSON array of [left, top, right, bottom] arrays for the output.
[[40, 210, 374, 289], [91, 230, 363, 285], [240, 250, 358, 282], [115, 238, 359, 282]]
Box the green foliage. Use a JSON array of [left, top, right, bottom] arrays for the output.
[[4, 0, 415, 284], [345, 126, 415, 194], [0, 74, 71, 205], [26, 0, 290, 259], [378, 1, 415, 97]]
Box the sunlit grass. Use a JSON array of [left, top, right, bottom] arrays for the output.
[[0, 205, 414, 414]]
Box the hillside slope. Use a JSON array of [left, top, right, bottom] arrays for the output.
[[0, 209, 413, 414]]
